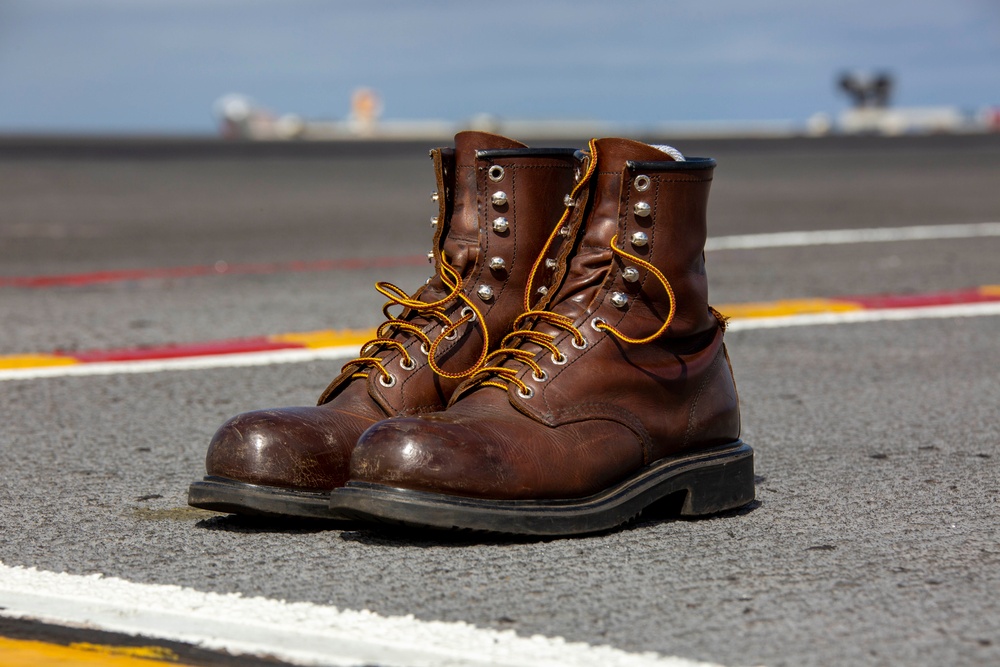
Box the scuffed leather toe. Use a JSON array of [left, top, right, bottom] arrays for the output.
[[350, 415, 489, 495], [206, 406, 378, 491]]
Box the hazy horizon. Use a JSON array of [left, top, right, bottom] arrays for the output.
[[1, 0, 998, 134]]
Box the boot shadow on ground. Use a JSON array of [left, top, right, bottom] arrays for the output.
[[194, 513, 358, 534], [338, 493, 764, 548]]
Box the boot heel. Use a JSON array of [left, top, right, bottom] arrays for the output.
[[678, 447, 755, 516]]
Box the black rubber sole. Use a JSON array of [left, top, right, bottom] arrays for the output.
[[327, 441, 754, 536], [187, 476, 343, 520]]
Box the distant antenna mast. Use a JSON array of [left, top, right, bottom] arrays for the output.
[[838, 71, 894, 108]]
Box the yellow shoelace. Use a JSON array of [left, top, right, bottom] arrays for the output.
[[344, 257, 489, 384], [471, 244, 677, 396], [349, 139, 598, 385]]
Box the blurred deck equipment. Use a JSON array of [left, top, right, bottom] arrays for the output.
[[806, 70, 985, 136]]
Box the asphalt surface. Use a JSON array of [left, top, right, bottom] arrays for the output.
[[1, 134, 999, 666]]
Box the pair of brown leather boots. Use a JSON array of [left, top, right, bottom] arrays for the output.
[[188, 131, 754, 536]]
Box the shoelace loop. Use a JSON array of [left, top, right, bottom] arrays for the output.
[[470, 241, 677, 395], [343, 255, 489, 384]]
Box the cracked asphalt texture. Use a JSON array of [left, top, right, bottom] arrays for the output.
[[1, 135, 998, 666]]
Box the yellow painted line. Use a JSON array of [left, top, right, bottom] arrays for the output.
[[0, 354, 78, 370], [716, 298, 863, 320], [6, 287, 999, 375], [269, 328, 373, 349], [0, 636, 189, 667]]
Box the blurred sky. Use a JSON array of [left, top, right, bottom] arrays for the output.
[[1, 0, 998, 134]]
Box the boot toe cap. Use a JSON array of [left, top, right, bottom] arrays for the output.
[[205, 406, 365, 491], [351, 415, 503, 497]]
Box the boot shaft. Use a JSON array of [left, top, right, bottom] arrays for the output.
[[428, 133, 581, 334], [546, 137, 718, 339], [319, 132, 581, 414]]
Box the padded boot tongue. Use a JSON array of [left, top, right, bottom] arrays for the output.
[[548, 138, 677, 322]]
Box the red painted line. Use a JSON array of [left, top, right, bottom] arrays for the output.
[[844, 288, 1000, 310], [7, 285, 1000, 370], [65, 337, 303, 363], [0, 255, 427, 289]]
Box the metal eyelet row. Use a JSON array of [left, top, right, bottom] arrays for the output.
[[619, 173, 652, 305], [617, 265, 639, 309], [482, 166, 510, 300]]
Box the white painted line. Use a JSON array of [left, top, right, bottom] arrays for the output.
[[0, 345, 359, 382], [3, 302, 999, 382], [0, 562, 720, 667], [727, 301, 1000, 331], [705, 221, 1000, 251]]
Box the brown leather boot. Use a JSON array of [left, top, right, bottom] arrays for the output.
[[188, 131, 581, 518], [330, 138, 754, 535]]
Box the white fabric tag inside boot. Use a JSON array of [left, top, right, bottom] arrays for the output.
[[650, 144, 685, 161]]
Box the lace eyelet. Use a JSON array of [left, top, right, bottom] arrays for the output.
[[419, 342, 430, 356], [532, 370, 548, 382], [551, 351, 568, 365], [460, 306, 477, 322], [516, 386, 534, 399], [571, 336, 588, 350], [399, 357, 416, 371], [590, 317, 607, 332], [443, 328, 459, 341], [378, 373, 397, 388]]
